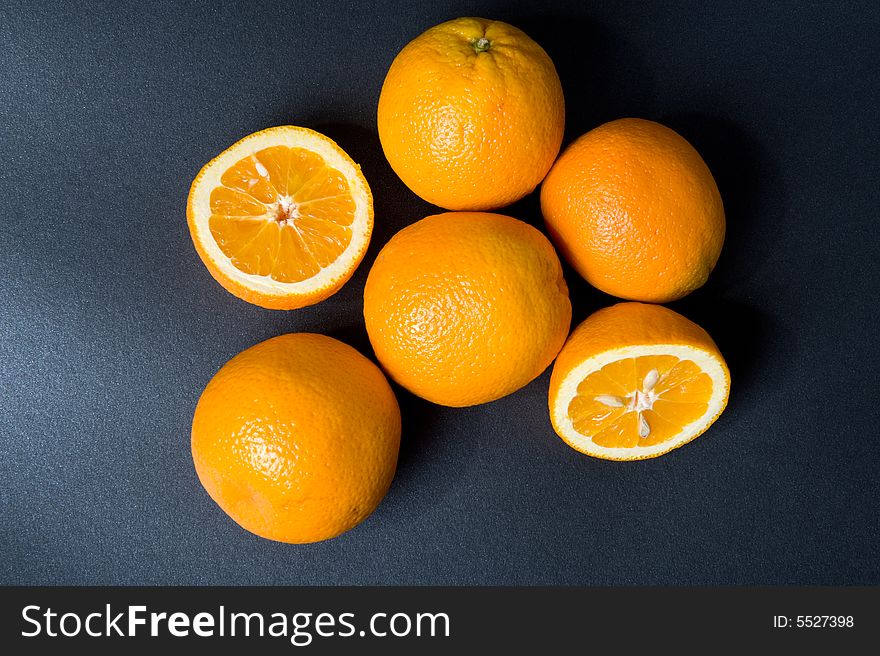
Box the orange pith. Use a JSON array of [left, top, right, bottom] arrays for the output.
[[209, 146, 355, 282], [569, 355, 712, 449]]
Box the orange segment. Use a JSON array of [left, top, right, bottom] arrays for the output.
[[568, 394, 626, 436], [209, 216, 278, 278], [651, 399, 709, 426], [658, 359, 704, 389], [187, 126, 373, 309], [637, 410, 682, 447], [298, 191, 356, 226], [599, 357, 637, 390], [219, 156, 278, 204], [275, 224, 321, 283], [209, 186, 267, 216], [294, 167, 354, 213], [592, 413, 641, 449], [295, 217, 351, 268], [659, 371, 713, 403], [576, 368, 628, 397], [636, 355, 680, 383], [281, 147, 326, 196], [253, 146, 294, 195]]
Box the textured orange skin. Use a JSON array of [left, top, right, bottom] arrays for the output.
[[377, 17, 565, 211], [186, 126, 374, 310], [364, 212, 572, 407], [191, 333, 401, 543], [540, 119, 725, 303], [548, 302, 730, 460]]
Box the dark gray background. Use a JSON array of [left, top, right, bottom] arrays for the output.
[[2, 0, 878, 585]]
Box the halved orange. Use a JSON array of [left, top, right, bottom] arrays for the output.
[[187, 126, 373, 309], [549, 302, 730, 460]]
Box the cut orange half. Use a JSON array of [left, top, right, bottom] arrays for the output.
[[187, 126, 373, 309], [549, 302, 730, 460]]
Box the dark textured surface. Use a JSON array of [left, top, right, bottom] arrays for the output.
[[1, 0, 878, 585]]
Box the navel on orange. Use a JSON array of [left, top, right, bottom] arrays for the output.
[[191, 333, 401, 543], [187, 126, 373, 309], [549, 303, 730, 460], [378, 17, 565, 210]]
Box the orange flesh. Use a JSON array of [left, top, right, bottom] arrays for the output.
[[207, 146, 355, 282], [568, 355, 712, 449]]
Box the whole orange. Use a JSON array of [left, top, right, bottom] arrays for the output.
[[540, 118, 725, 302], [363, 212, 571, 407], [377, 17, 565, 211], [191, 333, 401, 544]]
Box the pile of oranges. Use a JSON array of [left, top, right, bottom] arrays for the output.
[[187, 17, 731, 544]]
